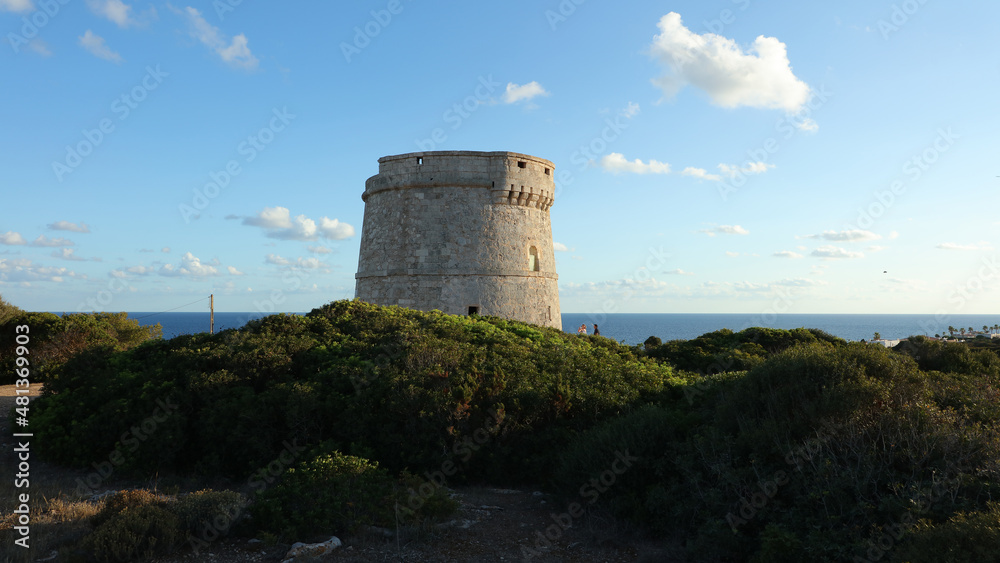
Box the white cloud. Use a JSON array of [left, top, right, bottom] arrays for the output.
[[681, 167, 721, 181], [649, 12, 812, 112], [600, 153, 671, 174], [0, 232, 26, 245], [621, 101, 640, 118], [318, 217, 355, 240], [718, 161, 775, 178], [178, 6, 258, 70], [773, 278, 828, 287], [553, 242, 570, 252], [227, 266, 244, 275], [31, 235, 73, 247], [27, 39, 51, 56], [665, 268, 694, 275], [773, 250, 803, 259], [811, 245, 864, 259], [0, 0, 33, 12], [79, 30, 123, 63], [87, 0, 147, 27], [265, 254, 290, 266], [796, 118, 819, 132], [111, 265, 155, 278], [936, 242, 992, 251], [48, 220, 91, 233], [0, 258, 84, 283], [307, 245, 332, 254], [725, 251, 740, 257], [803, 229, 881, 242], [52, 248, 87, 261], [717, 225, 749, 235], [243, 207, 355, 241], [161, 247, 171, 253], [159, 252, 219, 277], [502, 81, 549, 104], [265, 254, 326, 270], [701, 225, 749, 236]]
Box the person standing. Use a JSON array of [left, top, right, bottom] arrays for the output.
[[577, 324, 587, 335], [593, 324, 600, 336]]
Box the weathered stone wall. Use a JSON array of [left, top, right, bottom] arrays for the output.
[[355, 151, 561, 329]]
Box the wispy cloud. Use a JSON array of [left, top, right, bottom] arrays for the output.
[[681, 167, 721, 181], [79, 30, 123, 63], [31, 235, 74, 247], [265, 254, 328, 270], [811, 245, 864, 259], [51, 248, 93, 261], [802, 229, 881, 242], [0, 258, 85, 283], [936, 242, 992, 251], [0, 0, 33, 13], [48, 220, 91, 233], [649, 12, 812, 113], [553, 242, 571, 252], [600, 153, 670, 174], [502, 81, 549, 104], [701, 225, 749, 236], [773, 250, 804, 259], [242, 206, 355, 241], [87, 0, 154, 27], [177, 6, 258, 70]]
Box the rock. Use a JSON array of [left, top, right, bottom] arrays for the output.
[[88, 490, 117, 502], [280, 536, 342, 562]]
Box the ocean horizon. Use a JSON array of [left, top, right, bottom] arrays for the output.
[[117, 311, 1000, 346]]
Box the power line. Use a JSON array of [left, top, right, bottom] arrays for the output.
[[133, 296, 211, 320]]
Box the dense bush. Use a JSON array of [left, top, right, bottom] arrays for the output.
[[252, 450, 457, 541], [32, 301, 674, 484], [643, 326, 845, 373], [86, 490, 180, 562], [0, 311, 162, 382], [556, 343, 1000, 561], [891, 502, 1000, 563]]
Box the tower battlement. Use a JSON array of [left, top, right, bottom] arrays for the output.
[[363, 151, 555, 211]]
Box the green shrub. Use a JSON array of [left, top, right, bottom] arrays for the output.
[[173, 490, 246, 539], [86, 504, 180, 562], [253, 450, 458, 541], [90, 489, 168, 529], [33, 300, 672, 483], [892, 503, 1000, 563], [0, 311, 161, 383]]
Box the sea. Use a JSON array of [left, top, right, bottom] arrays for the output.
[[125, 312, 1000, 346]]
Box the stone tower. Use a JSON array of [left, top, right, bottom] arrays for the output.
[[355, 150, 561, 329]]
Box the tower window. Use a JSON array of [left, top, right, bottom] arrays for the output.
[[544, 168, 550, 175], [417, 157, 423, 165], [529, 246, 540, 272], [468, 306, 479, 315], [517, 161, 526, 169]]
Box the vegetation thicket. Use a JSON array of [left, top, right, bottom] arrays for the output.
[[10, 298, 1000, 562], [0, 301, 162, 383]]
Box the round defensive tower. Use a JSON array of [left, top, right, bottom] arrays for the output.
[[355, 150, 561, 329]]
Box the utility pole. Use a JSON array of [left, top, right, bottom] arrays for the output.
[[210, 294, 214, 334]]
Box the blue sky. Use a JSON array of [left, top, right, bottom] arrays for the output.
[[2, 0, 998, 316]]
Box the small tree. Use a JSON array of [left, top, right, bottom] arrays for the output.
[[0, 294, 23, 325], [873, 332, 882, 341]]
